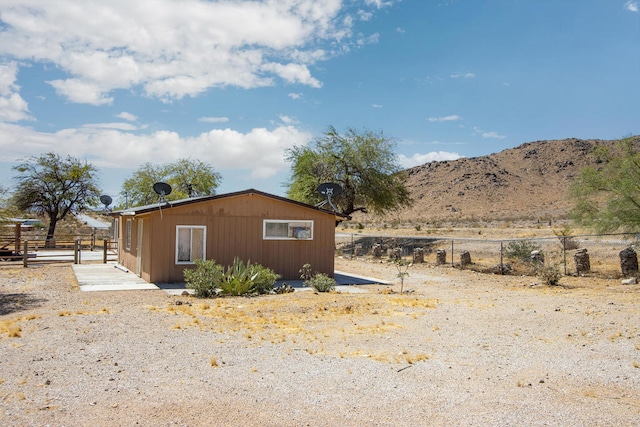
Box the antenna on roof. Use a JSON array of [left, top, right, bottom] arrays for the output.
[[316, 182, 342, 213], [153, 182, 172, 203], [99, 195, 113, 212]]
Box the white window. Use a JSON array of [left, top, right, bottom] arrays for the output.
[[176, 226, 206, 264], [263, 220, 313, 240], [125, 219, 132, 250]]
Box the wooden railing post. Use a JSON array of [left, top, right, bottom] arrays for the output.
[[74, 240, 79, 264], [103, 239, 108, 263], [23, 240, 28, 267]]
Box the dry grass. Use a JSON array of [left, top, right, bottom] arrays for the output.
[[154, 292, 438, 364]]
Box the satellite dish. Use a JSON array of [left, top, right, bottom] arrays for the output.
[[153, 182, 172, 201], [100, 195, 112, 207], [317, 182, 343, 198], [316, 182, 342, 213], [99, 195, 112, 211]]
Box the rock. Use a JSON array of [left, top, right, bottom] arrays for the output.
[[573, 248, 590, 274], [460, 251, 471, 267], [413, 247, 424, 264], [436, 249, 447, 265], [622, 277, 637, 285], [619, 247, 638, 278]]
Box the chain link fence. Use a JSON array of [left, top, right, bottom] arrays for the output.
[[335, 233, 639, 279]]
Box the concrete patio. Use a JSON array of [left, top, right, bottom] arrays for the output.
[[72, 262, 388, 295]]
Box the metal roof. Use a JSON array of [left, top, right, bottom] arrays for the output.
[[109, 188, 348, 219]]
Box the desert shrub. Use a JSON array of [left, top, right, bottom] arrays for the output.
[[185, 258, 279, 297], [554, 226, 580, 250], [219, 258, 280, 296], [184, 259, 224, 298], [249, 264, 280, 295], [299, 263, 313, 281], [305, 273, 336, 292], [300, 263, 336, 292], [536, 264, 562, 286], [504, 240, 542, 263]]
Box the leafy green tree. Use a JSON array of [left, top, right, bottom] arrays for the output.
[[286, 126, 411, 217], [121, 158, 222, 207], [570, 136, 640, 232], [12, 152, 100, 246]]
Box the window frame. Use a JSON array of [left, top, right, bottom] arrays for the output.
[[263, 219, 314, 240], [125, 219, 132, 250], [175, 225, 207, 265]]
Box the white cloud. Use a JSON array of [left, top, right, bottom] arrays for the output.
[[0, 62, 32, 122], [398, 151, 462, 168], [288, 92, 303, 100], [450, 72, 476, 79], [396, 27, 406, 34], [372, 104, 383, 108], [428, 115, 462, 122], [473, 126, 506, 139], [116, 112, 138, 122], [625, 1, 639, 12], [199, 117, 230, 124], [0, 122, 311, 179], [82, 122, 139, 131], [0, 0, 389, 104], [365, 0, 395, 8], [277, 115, 298, 125]]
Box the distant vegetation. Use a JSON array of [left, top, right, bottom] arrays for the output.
[[570, 136, 640, 233]]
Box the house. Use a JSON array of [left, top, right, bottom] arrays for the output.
[[109, 189, 346, 283]]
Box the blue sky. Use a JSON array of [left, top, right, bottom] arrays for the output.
[[1, 0, 638, 205]]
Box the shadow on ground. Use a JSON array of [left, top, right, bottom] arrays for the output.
[[0, 293, 48, 316]]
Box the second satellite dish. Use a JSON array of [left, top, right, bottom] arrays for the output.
[[153, 182, 172, 201], [317, 182, 343, 198], [316, 182, 342, 213]]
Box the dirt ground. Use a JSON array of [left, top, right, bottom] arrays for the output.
[[1, 258, 639, 426]]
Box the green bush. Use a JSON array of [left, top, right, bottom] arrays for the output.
[[504, 240, 542, 263], [184, 259, 224, 298], [185, 258, 280, 297], [536, 265, 562, 286], [247, 263, 280, 295], [305, 273, 336, 293]]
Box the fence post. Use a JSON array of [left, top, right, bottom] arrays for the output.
[[103, 239, 108, 264], [562, 236, 567, 275], [23, 239, 28, 268], [451, 240, 454, 266], [351, 233, 354, 259], [500, 241, 504, 275], [91, 230, 96, 251], [74, 240, 79, 264]]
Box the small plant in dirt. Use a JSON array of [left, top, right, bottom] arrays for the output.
[[300, 263, 336, 292], [305, 273, 336, 292], [184, 259, 224, 298], [394, 259, 412, 294], [504, 240, 542, 263], [536, 264, 562, 286], [554, 226, 580, 250]]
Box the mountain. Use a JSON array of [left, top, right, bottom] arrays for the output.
[[384, 137, 639, 223]]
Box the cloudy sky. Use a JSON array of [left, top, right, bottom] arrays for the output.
[[1, 0, 638, 203]]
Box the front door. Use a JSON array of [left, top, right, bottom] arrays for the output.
[[136, 219, 143, 277]]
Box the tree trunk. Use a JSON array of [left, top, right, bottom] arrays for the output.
[[46, 219, 57, 248]]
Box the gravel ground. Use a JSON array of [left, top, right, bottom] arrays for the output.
[[1, 259, 639, 426]]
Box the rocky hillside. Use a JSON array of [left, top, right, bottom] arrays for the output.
[[382, 137, 638, 223]]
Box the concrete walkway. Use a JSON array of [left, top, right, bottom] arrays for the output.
[[72, 263, 159, 292], [72, 263, 388, 294]]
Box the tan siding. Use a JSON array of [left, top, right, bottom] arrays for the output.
[[117, 192, 337, 283]]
